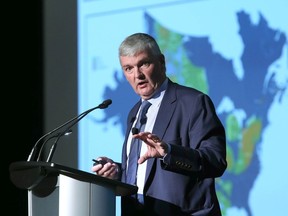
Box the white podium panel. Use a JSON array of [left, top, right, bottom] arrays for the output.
[[10, 161, 137, 216], [28, 185, 59, 216], [59, 175, 115, 216]]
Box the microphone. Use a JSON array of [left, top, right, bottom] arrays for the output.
[[97, 99, 112, 109], [132, 127, 139, 135], [27, 99, 112, 162]]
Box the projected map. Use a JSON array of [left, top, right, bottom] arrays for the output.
[[78, 1, 288, 215]]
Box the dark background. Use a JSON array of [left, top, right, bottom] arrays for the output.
[[6, 1, 43, 215]]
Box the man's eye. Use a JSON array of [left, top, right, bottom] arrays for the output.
[[124, 67, 133, 74], [142, 62, 150, 67]]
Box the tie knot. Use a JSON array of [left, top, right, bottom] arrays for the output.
[[141, 100, 151, 113]]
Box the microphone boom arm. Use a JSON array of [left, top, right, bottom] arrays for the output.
[[27, 99, 112, 162]]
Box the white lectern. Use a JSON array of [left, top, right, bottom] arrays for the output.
[[9, 161, 137, 216]]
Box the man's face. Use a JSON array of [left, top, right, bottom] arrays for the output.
[[120, 50, 165, 100]]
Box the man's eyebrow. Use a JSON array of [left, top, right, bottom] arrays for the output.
[[122, 64, 131, 68]]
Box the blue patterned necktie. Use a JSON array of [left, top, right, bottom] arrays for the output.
[[126, 100, 151, 185]]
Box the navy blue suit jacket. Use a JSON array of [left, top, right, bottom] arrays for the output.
[[121, 79, 227, 216]]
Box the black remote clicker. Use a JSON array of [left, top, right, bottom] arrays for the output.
[[92, 159, 107, 166]]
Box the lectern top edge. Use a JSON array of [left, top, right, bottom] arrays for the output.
[[9, 161, 137, 196]]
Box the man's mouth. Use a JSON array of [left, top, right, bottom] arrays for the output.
[[138, 81, 147, 87]]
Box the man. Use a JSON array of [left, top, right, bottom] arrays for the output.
[[91, 33, 227, 216]]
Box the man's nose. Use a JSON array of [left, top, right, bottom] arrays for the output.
[[134, 67, 144, 77]]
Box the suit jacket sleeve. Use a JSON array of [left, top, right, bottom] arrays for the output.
[[159, 90, 227, 179]]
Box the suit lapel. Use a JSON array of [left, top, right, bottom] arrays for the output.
[[144, 81, 177, 184]]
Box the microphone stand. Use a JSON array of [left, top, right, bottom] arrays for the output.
[[27, 99, 112, 162], [45, 110, 90, 162], [36, 130, 72, 162]]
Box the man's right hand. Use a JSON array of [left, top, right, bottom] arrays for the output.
[[91, 156, 119, 180]]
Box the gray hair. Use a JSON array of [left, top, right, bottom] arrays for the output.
[[119, 33, 162, 57]]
